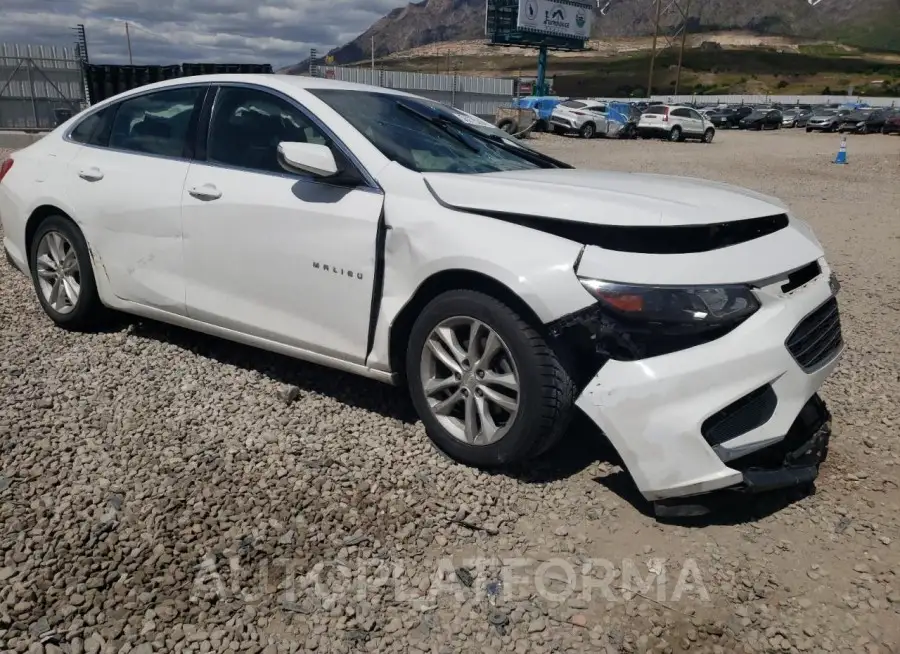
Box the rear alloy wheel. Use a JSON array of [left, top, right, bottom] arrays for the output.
[[668, 126, 683, 142], [702, 128, 715, 143], [579, 122, 595, 139], [407, 290, 575, 467], [29, 216, 105, 330]]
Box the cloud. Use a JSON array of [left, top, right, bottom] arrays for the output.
[[0, 0, 409, 68]]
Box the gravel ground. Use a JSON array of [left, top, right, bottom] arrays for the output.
[[1, 130, 899, 654]]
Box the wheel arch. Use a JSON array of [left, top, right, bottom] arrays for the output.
[[25, 204, 75, 264], [387, 269, 546, 381]]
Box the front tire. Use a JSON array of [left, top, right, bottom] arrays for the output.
[[406, 290, 575, 468], [702, 128, 715, 143], [28, 215, 105, 331]]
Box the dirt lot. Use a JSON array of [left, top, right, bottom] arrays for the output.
[[1, 130, 899, 654]]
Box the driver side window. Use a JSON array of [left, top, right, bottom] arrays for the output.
[[207, 86, 331, 175]]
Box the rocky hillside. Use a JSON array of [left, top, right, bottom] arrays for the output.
[[293, 0, 900, 69]]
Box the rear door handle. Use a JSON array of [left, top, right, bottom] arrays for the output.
[[188, 184, 222, 201], [78, 167, 104, 182]]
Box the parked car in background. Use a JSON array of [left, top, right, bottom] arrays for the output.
[[550, 99, 611, 139], [0, 74, 843, 504], [739, 109, 783, 130], [706, 107, 739, 129], [882, 109, 900, 134], [806, 109, 841, 133], [508, 96, 563, 132], [838, 109, 888, 134], [637, 105, 716, 142], [782, 108, 812, 128], [730, 105, 754, 123]]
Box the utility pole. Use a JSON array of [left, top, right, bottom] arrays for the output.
[[674, 0, 691, 95], [646, 0, 692, 99], [371, 35, 375, 70], [646, 0, 662, 98], [125, 21, 133, 65]]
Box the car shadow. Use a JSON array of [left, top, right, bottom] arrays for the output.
[[593, 468, 816, 526], [121, 316, 420, 424]]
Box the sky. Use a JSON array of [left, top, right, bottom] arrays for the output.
[[0, 0, 410, 69]]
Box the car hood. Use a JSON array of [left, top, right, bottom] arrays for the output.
[[425, 169, 825, 285], [424, 169, 788, 227]]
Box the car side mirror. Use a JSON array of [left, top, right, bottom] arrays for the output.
[[277, 142, 339, 178]]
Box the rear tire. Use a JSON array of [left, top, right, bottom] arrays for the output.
[[28, 215, 106, 331], [498, 120, 516, 135], [579, 122, 596, 139], [669, 126, 683, 142], [406, 290, 576, 468]]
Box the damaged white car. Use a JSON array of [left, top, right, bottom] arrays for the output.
[[0, 76, 843, 505]]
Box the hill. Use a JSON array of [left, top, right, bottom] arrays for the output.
[[291, 0, 900, 71]]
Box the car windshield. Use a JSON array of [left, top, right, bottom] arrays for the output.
[[643, 106, 667, 115], [560, 100, 586, 108], [816, 110, 837, 117], [309, 89, 558, 174]]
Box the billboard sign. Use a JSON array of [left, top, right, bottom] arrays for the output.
[[485, 0, 589, 50], [517, 0, 593, 41]]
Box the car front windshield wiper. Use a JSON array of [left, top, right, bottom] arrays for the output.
[[395, 102, 481, 153], [396, 99, 572, 169]]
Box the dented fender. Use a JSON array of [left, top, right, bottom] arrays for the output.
[[364, 167, 594, 373]]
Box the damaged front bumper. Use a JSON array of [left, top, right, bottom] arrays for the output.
[[563, 264, 843, 502]]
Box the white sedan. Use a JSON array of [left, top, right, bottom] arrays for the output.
[[0, 75, 843, 506]]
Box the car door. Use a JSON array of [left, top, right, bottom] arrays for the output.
[[180, 84, 384, 364], [584, 103, 609, 134], [686, 109, 705, 135], [66, 84, 207, 314]]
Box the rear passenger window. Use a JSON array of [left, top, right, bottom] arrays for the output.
[[69, 106, 114, 146], [109, 87, 203, 158]]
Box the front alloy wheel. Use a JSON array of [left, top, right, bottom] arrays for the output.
[[420, 317, 519, 445], [407, 290, 576, 467]]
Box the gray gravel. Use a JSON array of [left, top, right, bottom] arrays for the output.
[[1, 131, 899, 653]]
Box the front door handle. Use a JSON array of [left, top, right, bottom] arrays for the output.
[[188, 184, 222, 201], [78, 167, 104, 182]]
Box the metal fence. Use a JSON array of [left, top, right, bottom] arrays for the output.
[[0, 42, 86, 130], [629, 94, 899, 108], [316, 65, 515, 120]]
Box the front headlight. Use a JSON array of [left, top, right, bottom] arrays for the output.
[[578, 278, 760, 327]]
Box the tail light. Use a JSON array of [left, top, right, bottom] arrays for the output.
[[0, 158, 12, 183], [662, 107, 670, 123]]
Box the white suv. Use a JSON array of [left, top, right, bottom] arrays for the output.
[[638, 104, 716, 143], [550, 99, 609, 138]]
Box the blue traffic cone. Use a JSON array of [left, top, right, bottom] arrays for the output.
[[834, 135, 848, 165]]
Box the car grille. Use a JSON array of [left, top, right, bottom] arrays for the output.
[[786, 297, 843, 372]]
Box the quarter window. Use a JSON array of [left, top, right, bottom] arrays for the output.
[[207, 86, 330, 175], [69, 105, 114, 146], [108, 87, 203, 158]]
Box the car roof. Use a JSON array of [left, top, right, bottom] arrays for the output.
[[91, 73, 419, 104]]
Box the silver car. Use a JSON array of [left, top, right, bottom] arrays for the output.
[[806, 110, 840, 133]]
